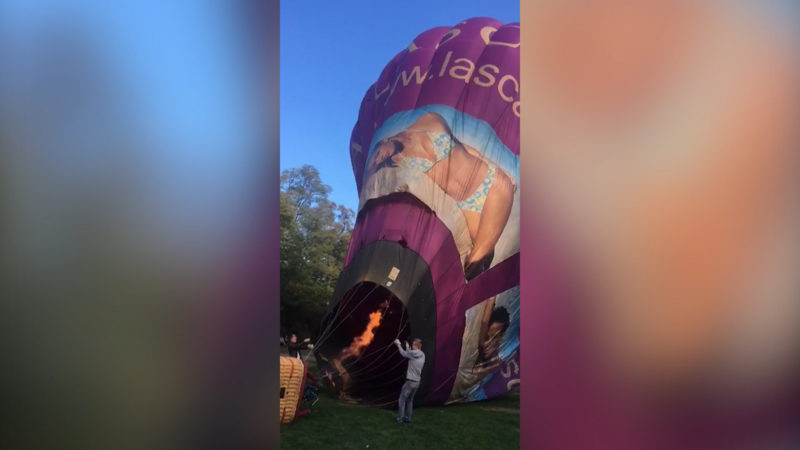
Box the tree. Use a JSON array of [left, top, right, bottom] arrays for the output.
[[280, 165, 354, 339]]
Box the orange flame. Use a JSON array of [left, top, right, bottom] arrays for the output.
[[348, 309, 384, 357]]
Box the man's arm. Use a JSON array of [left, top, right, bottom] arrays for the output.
[[394, 339, 410, 358]]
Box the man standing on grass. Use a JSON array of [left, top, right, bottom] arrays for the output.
[[393, 338, 425, 424]]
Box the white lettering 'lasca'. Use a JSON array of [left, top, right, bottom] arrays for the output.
[[498, 74, 518, 102], [372, 49, 521, 118], [473, 64, 499, 87], [450, 58, 476, 83], [500, 357, 520, 378]]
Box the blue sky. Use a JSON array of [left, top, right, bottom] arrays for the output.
[[280, 0, 519, 213], [0, 0, 254, 166], [1, 0, 258, 245], [1, 0, 519, 222]]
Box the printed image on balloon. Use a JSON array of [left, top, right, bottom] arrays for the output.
[[316, 17, 520, 407]]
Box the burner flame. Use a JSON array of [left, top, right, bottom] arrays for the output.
[[348, 309, 383, 357]]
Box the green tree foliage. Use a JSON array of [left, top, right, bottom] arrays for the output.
[[280, 165, 354, 339]]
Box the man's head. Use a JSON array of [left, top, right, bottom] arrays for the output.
[[290, 334, 297, 343], [412, 338, 422, 350]]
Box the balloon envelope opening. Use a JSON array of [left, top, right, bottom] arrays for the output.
[[315, 282, 410, 404]]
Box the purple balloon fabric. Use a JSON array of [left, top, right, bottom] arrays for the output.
[[350, 17, 519, 192], [341, 17, 520, 405]]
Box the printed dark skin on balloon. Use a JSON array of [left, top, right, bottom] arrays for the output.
[[473, 298, 510, 379]]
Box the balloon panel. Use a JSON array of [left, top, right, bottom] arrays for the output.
[[318, 17, 520, 406], [448, 286, 520, 403]]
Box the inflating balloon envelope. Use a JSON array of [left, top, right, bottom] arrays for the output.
[[314, 17, 520, 406]]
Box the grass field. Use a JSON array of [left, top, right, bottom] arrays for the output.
[[280, 350, 520, 450]]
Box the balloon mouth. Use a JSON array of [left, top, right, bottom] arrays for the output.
[[315, 282, 410, 405]]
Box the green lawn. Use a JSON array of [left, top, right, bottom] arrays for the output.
[[280, 350, 520, 450]]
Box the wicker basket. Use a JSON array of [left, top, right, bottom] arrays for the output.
[[280, 356, 309, 424]]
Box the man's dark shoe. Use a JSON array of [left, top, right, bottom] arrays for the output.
[[403, 418, 410, 423]]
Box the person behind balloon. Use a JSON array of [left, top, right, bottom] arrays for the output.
[[368, 112, 516, 280], [327, 346, 358, 402], [286, 333, 312, 359]]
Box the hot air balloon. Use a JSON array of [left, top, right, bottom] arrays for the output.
[[314, 17, 520, 407]]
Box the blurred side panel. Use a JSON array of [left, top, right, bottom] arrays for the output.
[[0, 0, 280, 448], [521, 1, 800, 448]]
